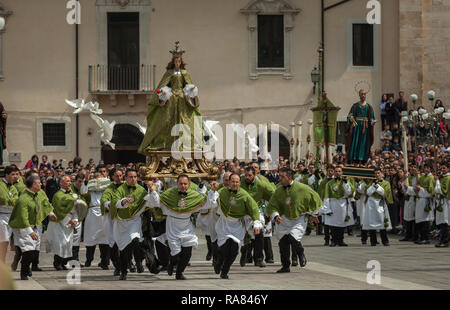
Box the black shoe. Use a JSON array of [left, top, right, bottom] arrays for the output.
[[85, 260, 92, 267], [338, 242, 348, 247], [324, 240, 330, 246], [276, 267, 290, 273], [299, 253, 307, 267], [100, 264, 109, 270], [119, 273, 127, 280], [265, 259, 274, 264], [31, 266, 43, 272], [421, 240, 431, 245], [361, 241, 367, 245], [159, 265, 168, 272], [206, 253, 212, 261], [113, 269, 120, 276], [28, 270, 32, 277], [220, 273, 229, 279], [371, 243, 377, 246], [53, 263, 63, 271], [347, 231, 353, 236], [382, 242, 390, 246], [61, 265, 68, 271], [435, 242, 449, 248], [167, 262, 174, 276], [129, 263, 136, 273], [20, 274, 29, 280], [329, 242, 337, 247], [246, 257, 253, 264], [136, 263, 144, 273], [291, 260, 298, 267], [176, 273, 187, 280], [213, 260, 222, 274], [399, 238, 411, 242], [255, 260, 266, 268], [240, 255, 246, 267]]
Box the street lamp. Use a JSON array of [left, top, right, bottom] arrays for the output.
[[310, 66, 320, 94], [0, 17, 5, 31]]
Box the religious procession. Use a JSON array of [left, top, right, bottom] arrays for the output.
[[0, 0, 449, 293]]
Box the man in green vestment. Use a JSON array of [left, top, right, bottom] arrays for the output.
[[208, 173, 262, 279], [414, 163, 435, 244], [346, 90, 376, 165], [267, 168, 322, 273], [434, 163, 450, 247], [0, 165, 20, 263], [146, 174, 218, 280], [9, 176, 55, 280], [240, 166, 274, 268], [318, 166, 335, 245]]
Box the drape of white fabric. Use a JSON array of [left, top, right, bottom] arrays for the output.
[[45, 209, 78, 258], [434, 178, 449, 225], [145, 189, 219, 255], [322, 182, 354, 227], [415, 174, 434, 223], [13, 225, 42, 252], [404, 177, 417, 221], [356, 182, 367, 219], [113, 198, 147, 251], [361, 183, 392, 230], [84, 191, 109, 247], [0, 213, 12, 242], [273, 214, 308, 242]]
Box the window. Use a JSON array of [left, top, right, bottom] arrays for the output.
[[258, 15, 284, 68], [43, 123, 66, 146], [241, 0, 301, 80], [352, 23, 374, 67], [36, 118, 71, 152]]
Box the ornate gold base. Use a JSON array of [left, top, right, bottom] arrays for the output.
[[138, 151, 218, 181]]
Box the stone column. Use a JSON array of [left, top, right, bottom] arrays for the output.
[[296, 121, 303, 166], [290, 122, 296, 166]]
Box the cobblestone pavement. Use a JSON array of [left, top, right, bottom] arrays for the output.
[[5, 229, 449, 290]]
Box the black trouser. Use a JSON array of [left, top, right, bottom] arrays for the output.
[[388, 203, 399, 231], [369, 230, 388, 245], [324, 224, 331, 242], [253, 233, 264, 263], [330, 226, 345, 244], [119, 238, 141, 276], [71, 246, 80, 262], [205, 235, 212, 257], [111, 244, 120, 271], [278, 234, 305, 269], [361, 229, 368, 242], [20, 251, 34, 278], [438, 223, 449, 243], [176, 246, 192, 276], [263, 237, 273, 261], [247, 241, 253, 262], [403, 220, 414, 240], [219, 239, 239, 276], [416, 221, 430, 241], [99, 244, 111, 266], [86, 245, 96, 263], [155, 240, 169, 268], [291, 243, 297, 262]]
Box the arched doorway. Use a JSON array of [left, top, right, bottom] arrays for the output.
[[257, 131, 290, 160], [101, 124, 146, 165]]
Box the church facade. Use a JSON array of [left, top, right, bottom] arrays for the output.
[[0, 0, 447, 166]]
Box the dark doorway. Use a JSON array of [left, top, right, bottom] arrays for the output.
[[101, 124, 145, 165], [107, 12, 140, 90], [257, 131, 290, 161]]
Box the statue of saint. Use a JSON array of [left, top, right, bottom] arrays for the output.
[[138, 42, 202, 154], [345, 90, 376, 165]]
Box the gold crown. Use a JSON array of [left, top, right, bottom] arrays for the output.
[[169, 41, 185, 58]]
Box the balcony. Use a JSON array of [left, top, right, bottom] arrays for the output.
[[88, 64, 156, 106]]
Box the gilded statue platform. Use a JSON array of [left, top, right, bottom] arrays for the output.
[[138, 151, 218, 181]]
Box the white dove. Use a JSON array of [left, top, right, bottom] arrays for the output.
[[87, 101, 103, 115], [136, 122, 147, 135], [90, 114, 116, 149], [203, 120, 220, 142], [65, 99, 87, 114], [230, 123, 259, 153]]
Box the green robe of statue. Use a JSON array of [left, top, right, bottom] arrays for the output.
[[9, 189, 53, 229], [347, 102, 376, 162], [138, 69, 202, 153]]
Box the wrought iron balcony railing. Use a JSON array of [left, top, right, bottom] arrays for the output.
[[88, 64, 156, 93]]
